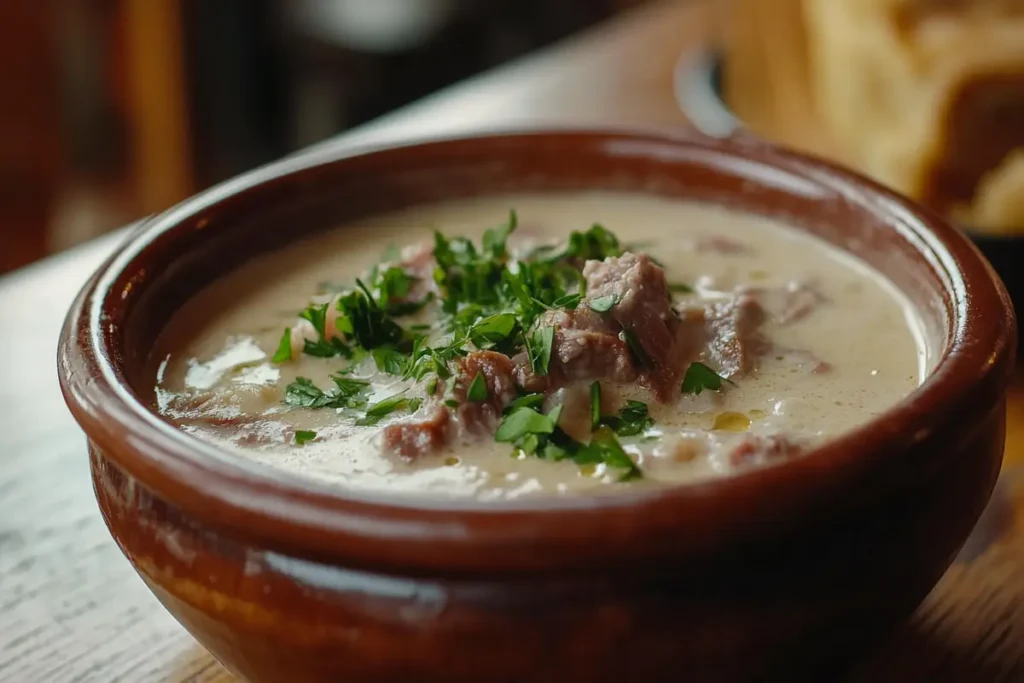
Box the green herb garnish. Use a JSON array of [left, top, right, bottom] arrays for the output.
[[495, 406, 558, 442], [371, 346, 409, 375], [590, 381, 601, 431], [284, 375, 370, 410], [588, 293, 619, 313], [356, 392, 423, 426], [506, 393, 545, 412], [600, 399, 654, 437], [294, 430, 317, 445], [622, 329, 651, 367], [681, 362, 733, 395], [467, 372, 489, 402], [669, 283, 694, 294], [575, 426, 642, 481], [527, 326, 554, 376], [272, 328, 292, 363]]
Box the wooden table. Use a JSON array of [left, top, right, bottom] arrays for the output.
[[2, 1, 1022, 680]]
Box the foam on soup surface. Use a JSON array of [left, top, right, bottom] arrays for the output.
[[151, 193, 926, 499]]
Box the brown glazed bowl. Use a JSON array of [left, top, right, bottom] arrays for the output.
[[58, 129, 1015, 683]]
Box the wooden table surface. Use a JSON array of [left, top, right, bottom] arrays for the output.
[[2, 1, 1023, 681]]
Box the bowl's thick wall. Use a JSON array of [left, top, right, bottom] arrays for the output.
[[92, 397, 1004, 682], [60, 130, 1016, 682]]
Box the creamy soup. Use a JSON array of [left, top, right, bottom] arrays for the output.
[[151, 193, 926, 499]]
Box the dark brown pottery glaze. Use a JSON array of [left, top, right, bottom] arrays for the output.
[[58, 130, 1016, 683]]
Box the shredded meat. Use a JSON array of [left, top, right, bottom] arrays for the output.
[[704, 295, 769, 378], [452, 350, 517, 434], [382, 405, 451, 460], [728, 433, 804, 468]]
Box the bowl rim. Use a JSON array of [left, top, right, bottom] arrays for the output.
[[58, 127, 1016, 573]]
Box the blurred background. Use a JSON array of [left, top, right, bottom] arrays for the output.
[[0, 0, 650, 274], [5, 1, 1023, 276]]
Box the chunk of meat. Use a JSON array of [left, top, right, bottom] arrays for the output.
[[582, 252, 701, 399], [513, 308, 637, 394], [727, 433, 804, 468], [453, 350, 517, 434], [382, 404, 451, 460], [583, 253, 676, 370], [704, 295, 769, 378]]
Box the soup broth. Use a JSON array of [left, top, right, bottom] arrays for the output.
[[152, 193, 926, 499]]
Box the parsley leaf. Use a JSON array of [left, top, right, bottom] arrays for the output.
[[482, 210, 517, 259], [622, 329, 652, 367], [506, 393, 545, 412], [272, 328, 292, 363], [335, 287, 407, 350], [495, 406, 558, 442], [356, 392, 422, 426], [565, 223, 622, 262], [299, 303, 330, 338], [371, 346, 408, 375], [467, 372, 489, 402], [588, 293, 619, 313], [681, 362, 733, 395], [669, 283, 694, 294], [469, 313, 519, 352], [527, 326, 554, 376], [590, 381, 601, 431], [284, 376, 370, 410], [575, 426, 642, 481], [302, 337, 353, 359], [551, 292, 582, 309], [600, 399, 654, 437], [294, 430, 317, 445]]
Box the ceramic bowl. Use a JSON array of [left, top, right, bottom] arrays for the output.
[[58, 129, 1015, 683]]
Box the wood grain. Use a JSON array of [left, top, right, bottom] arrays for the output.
[[1, 1, 1022, 681]]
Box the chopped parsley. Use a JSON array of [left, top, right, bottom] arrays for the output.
[[574, 426, 642, 481], [505, 393, 545, 412], [284, 375, 370, 410], [272, 211, 653, 483], [526, 326, 554, 376], [564, 223, 622, 262], [371, 346, 409, 375], [599, 400, 654, 437], [495, 406, 559, 442], [294, 430, 317, 445], [681, 362, 733, 395], [467, 372, 489, 402], [356, 392, 423, 426], [669, 283, 694, 294], [588, 293, 619, 313], [272, 328, 292, 363], [622, 329, 651, 367]]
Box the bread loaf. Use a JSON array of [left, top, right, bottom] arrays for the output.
[[803, 0, 1024, 232]]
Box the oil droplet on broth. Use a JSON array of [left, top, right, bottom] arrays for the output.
[[712, 411, 752, 432], [444, 456, 460, 466], [748, 409, 766, 420]]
